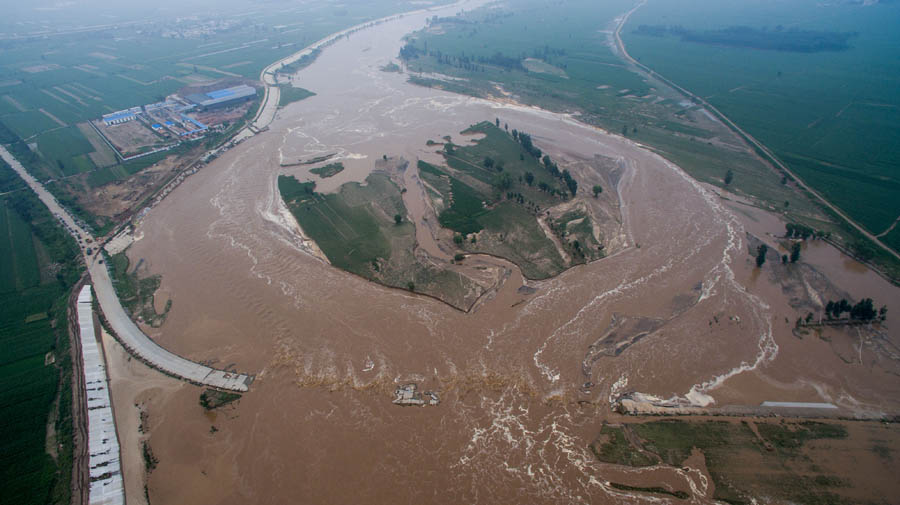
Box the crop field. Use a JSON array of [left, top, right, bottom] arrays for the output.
[[35, 126, 97, 176], [280, 174, 398, 278], [0, 198, 41, 291], [622, 0, 900, 238], [0, 161, 82, 505]]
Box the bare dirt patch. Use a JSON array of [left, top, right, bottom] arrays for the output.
[[94, 120, 166, 157], [522, 58, 569, 78]]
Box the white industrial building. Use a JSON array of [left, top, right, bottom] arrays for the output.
[[78, 286, 125, 505]]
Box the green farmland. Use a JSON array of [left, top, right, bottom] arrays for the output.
[[0, 159, 82, 505], [623, 0, 900, 238]]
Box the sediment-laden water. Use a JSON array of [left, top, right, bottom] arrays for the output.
[[126, 3, 900, 503]]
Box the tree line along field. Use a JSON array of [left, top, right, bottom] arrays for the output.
[[397, 0, 900, 279], [0, 159, 83, 505], [622, 0, 900, 239], [396, 0, 826, 232]]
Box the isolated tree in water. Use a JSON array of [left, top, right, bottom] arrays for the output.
[[790, 242, 801, 263], [724, 169, 734, 185], [756, 244, 768, 267]]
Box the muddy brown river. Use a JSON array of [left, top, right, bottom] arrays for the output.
[[122, 3, 900, 503]]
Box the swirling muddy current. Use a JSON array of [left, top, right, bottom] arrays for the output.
[[126, 5, 900, 503]]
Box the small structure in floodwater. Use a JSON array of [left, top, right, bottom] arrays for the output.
[[393, 383, 439, 406]]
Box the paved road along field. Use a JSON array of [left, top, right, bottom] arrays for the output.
[[1, 145, 252, 392]]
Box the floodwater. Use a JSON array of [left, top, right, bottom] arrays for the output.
[[126, 3, 900, 503]]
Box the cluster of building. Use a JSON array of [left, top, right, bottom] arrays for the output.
[[102, 84, 255, 131], [94, 84, 258, 161]]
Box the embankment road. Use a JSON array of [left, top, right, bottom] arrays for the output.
[[1, 145, 253, 392]]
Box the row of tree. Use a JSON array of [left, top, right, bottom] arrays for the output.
[[824, 298, 885, 322], [785, 223, 821, 240], [510, 127, 580, 197]]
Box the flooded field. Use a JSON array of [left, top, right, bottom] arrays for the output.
[[122, 3, 900, 503]]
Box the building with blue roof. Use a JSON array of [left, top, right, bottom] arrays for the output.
[[185, 85, 257, 110]]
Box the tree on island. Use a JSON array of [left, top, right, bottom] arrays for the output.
[[850, 298, 877, 321], [724, 169, 734, 186], [756, 244, 768, 267], [824, 298, 881, 322], [562, 170, 577, 196], [592, 185, 603, 198], [790, 242, 801, 263], [493, 172, 513, 192]]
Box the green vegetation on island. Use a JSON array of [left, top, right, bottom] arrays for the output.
[[199, 389, 241, 410], [421, 121, 605, 278], [309, 162, 345, 178], [109, 251, 171, 328], [279, 119, 615, 308], [279, 165, 485, 310]]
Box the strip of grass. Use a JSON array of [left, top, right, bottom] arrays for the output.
[[278, 85, 316, 108]]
